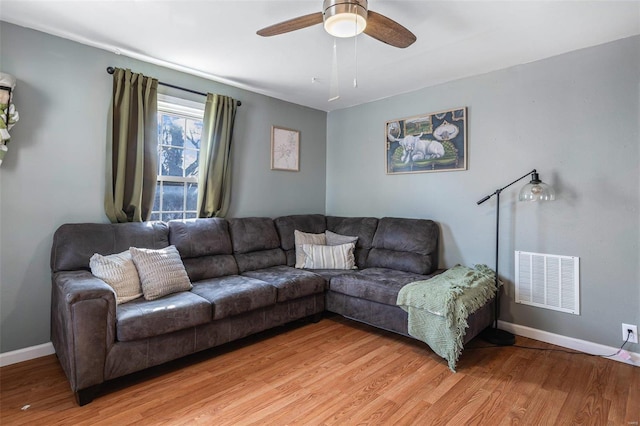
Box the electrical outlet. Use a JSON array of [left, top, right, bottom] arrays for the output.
[[622, 323, 638, 344]]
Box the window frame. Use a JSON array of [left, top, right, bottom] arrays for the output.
[[152, 94, 205, 221]]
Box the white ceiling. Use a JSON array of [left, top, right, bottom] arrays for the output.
[[2, 1, 639, 112]]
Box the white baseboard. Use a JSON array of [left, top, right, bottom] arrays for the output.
[[0, 342, 55, 367], [499, 320, 640, 367], [1, 324, 638, 369]]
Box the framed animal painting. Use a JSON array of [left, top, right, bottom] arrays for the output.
[[385, 107, 467, 174]]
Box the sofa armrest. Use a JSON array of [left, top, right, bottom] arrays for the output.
[[51, 270, 117, 393]]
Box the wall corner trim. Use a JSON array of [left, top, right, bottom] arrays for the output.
[[0, 342, 55, 367], [499, 320, 639, 367]]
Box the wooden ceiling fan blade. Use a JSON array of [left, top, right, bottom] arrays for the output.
[[257, 12, 324, 37], [363, 10, 416, 48]]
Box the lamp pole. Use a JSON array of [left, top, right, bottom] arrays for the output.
[[477, 169, 538, 346]]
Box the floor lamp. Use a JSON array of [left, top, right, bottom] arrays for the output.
[[476, 169, 556, 346]]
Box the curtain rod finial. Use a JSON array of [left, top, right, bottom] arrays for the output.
[[106, 67, 115, 74]]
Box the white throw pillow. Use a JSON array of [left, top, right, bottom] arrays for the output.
[[301, 242, 357, 270], [325, 230, 358, 246], [129, 245, 192, 301], [294, 230, 326, 269], [89, 250, 142, 304]]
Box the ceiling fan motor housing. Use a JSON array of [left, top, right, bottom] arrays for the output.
[[323, 0, 368, 37]]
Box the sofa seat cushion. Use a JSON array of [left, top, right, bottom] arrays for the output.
[[306, 269, 353, 281], [329, 267, 432, 306], [116, 291, 211, 342], [191, 275, 277, 320], [242, 265, 326, 302]]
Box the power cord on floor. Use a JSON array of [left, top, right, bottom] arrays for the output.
[[468, 330, 633, 360]]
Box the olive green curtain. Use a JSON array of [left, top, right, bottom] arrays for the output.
[[105, 68, 158, 223], [197, 93, 238, 218]]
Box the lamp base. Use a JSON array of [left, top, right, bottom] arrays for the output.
[[481, 327, 515, 346]]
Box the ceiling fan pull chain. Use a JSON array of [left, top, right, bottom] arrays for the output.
[[329, 38, 340, 101], [353, 14, 358, 88]]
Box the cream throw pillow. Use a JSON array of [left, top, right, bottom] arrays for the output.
[[130, 245, 192, 301], [89, 250, 142, 304], [301, 242, 357, 270], [294, 230, 326, 269]]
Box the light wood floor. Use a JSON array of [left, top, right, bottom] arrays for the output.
[[1, 315, 638, 425]]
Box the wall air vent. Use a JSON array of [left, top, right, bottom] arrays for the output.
[[515, 251, 580, 315]]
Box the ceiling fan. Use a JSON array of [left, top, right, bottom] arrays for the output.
[[257, 0, 417, 49]]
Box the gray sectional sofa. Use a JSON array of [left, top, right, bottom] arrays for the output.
[[50, 214, 493, 405]]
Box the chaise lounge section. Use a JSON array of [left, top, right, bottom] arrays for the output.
[[50, 214, 493, 405]]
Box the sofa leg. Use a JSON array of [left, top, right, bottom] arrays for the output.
[[75, 385, 100, 406], [310, 312, 324, 323]]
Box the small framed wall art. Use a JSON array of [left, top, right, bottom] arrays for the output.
[[386, 107, 467, 174], [271, 125, 300, 172]]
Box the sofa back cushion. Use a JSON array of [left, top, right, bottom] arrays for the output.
[[274, 214, 326, 266], [168, 218, 238, 281], [51, 222, 169, 272], [366, 217, 439, 275], [229, 217, 286, 273], [326, 216, 378, 268]]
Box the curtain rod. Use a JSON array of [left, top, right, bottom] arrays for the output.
[[106, 67, 241, 107]]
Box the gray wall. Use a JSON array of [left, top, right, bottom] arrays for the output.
[[0, 22, 326, 352], [326, 36, 639, 351]]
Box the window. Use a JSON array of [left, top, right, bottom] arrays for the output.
[[150, 95, 204, 221]]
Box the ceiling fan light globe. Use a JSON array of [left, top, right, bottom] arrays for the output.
[[324, 14, 366, 37], [323, 0, 368, 38]]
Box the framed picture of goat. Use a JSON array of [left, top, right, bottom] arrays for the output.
[[385, 107, 467, 174]]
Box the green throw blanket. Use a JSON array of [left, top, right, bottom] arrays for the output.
[[396, 264, 497, 372]]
